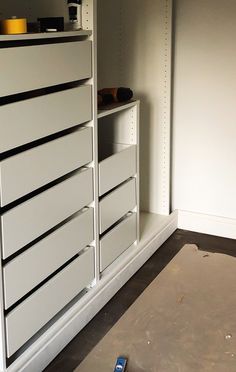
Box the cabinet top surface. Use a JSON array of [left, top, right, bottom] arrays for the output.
[[0, 29, 92, 42]]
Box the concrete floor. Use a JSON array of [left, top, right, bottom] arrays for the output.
[[44, 229, 236, 372]]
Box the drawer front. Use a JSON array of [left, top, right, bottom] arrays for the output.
[[3, 208, 94, 309], [0, 85, 92, 153], [99, 145, 136, 196], [5, 247, 94, 357], [1, 168, 93, 259], [0, 127, 93, 206], [0, 41, 92, 97], [99, 178, 136, 234], [100, 213, 137, 272]]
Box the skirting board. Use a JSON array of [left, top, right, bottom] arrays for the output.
[[7, 211, 178, 372], [178, 210, 236, 240]]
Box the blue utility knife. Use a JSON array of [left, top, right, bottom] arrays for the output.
[[114, 356, 128, 372]]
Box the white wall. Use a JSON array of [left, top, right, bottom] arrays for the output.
[[173, 0, 236, 220], [97, 0, 122, 89]]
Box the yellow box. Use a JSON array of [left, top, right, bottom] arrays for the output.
[[1, 18, 27, 35]]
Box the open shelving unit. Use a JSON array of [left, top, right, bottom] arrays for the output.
[[97, 0, 176, 274], [98, 100, 140, 273]]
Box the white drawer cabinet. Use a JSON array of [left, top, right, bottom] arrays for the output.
[[0, 13, 141, 368], [0, 127, 93, 206], [3, 208, 94, 309], [0, 85, 92, 153], [99, 178, 136, 234], [1, 168, 93, 259], [5, 247, 95, 357], [0, 30, 96, 368], [0, 41, 92, 97]]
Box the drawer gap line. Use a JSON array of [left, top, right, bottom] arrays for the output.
[[0, 167, 91, 213], [2, 209, 91, 264], [0, 79, 89, 106]]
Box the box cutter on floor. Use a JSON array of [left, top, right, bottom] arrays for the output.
[[114, 356, 128, 372]]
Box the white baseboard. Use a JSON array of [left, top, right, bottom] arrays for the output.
[[178, 210, 236, 240], [8, 212, 178, 372]]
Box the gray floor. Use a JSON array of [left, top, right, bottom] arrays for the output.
[[45, 229, 236, 372], [76, 244, 236, 372]]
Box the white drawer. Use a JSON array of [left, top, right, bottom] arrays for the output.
[[0, 127, 93, 206], [3, 208, 94, 309], [0, 85, 92, 153], [99, 178, 136, 234], [99, 144, 137, 196], [5, 247, 94, 357], [100, 213, 137, 272], [1, 168, 93, 259], [0, 41, 92, 97]]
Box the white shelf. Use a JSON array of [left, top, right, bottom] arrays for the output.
[[0, 29, 92, 42], [98, 100, 139, 119]]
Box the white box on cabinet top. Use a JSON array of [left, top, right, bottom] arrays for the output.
[[0, 41, 92, 97]]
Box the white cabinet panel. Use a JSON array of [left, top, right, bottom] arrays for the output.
[[1, 168, 93, 259], [5, 247, 94, 357], [0, 85, 92, 153], [0, 41, 92, 97], [99, 178, 136, 234], [99, 144, 136, 196], [100, 213, 137, 271], [0, 128, 93, 206], [3, 208, 94, 309]]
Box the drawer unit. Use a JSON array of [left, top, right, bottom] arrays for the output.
[[0, 127, 93, 206], [0, 85, 92, 153], [3, 208, 94, 309], [0, 41, 92, 97], [99, 144, 137, 196], [1, 168, 93, 259], [100, 213, 137, 272], [5, 247, 95, 357], [99, 178, 136, 234]]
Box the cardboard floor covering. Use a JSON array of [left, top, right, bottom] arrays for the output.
[[75, 244, 236, 372]]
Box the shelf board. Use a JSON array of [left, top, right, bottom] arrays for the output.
[[98, 100, 139, 119], [0, 29, 92, 42]]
